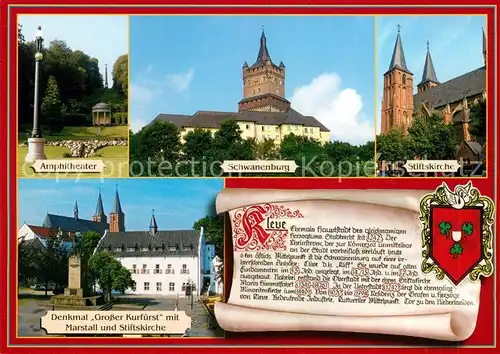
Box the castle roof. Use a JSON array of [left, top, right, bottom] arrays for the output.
[[151, 108, 330, 132], [95, 229, 200, 258]]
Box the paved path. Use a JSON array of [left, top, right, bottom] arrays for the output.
[[18, 292, 223, 337]]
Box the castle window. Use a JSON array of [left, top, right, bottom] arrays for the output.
[[141, 264, 149, 274], [305, 128, 308, 133], [169, 282, 175, 291], [144, 282, 150, 291], [181, 264, 189, 274], [132, 264, 137, 274], [246, 124, 249, 130], [156, 282, 162, 291], [258, 88, 261, 93], [262, 126, 265, 131], [402, 74, 407, 85], [154, 264, 161, 274], [275, 126, 278, 131], [131, 283, 136, 291]]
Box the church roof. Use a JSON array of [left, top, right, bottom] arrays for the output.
[[43, 214, 108, 234], [414, 66, 486, 110], [27, 225, 56, 238], [419, 43, 439, 84], [111, 189, 123, 214], [386, 28, 411, 75], [95, 229, 200, 258], [151, 108, 330, 132], [93, 191, 105, 217]]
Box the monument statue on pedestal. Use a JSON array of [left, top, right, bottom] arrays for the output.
[[51, 231, 102, 307]]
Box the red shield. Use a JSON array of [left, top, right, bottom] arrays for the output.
[[430, 206, 483, 285]]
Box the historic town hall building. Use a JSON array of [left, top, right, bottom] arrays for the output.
[[150, 30, 331, 144]]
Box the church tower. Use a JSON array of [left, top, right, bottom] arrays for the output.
[[109, 186, 125, 232], [238, 28, 290, 112], [92, 190, 107, 224], [417, 41, 439, 93], [149, 210, 158, 236], [381, 26, 414, 135]]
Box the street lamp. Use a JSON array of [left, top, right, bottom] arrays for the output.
[[25, 26, 47, 163]]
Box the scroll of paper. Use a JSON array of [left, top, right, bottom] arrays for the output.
[[215, 189, 481, 342]]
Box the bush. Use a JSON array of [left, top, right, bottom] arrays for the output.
[[113, 112, 128, 125]]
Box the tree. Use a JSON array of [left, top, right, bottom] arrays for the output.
[[254, 138, 280, 160], [407, 113, 456, 160], [41, 76, 62, 134], [82, 231, 102, 258], [280, 134, 330, 176], [134, 121, 181, 176], [468, 99, 486, 145], [376, 129, 408, 162], [18, 234, 70, 295], [89, 252, 135, 302], [183, 128, 213, 160], [112, 54, 128, 98], [193, 215, 224, 259]]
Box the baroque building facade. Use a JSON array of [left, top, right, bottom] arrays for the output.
[[150, 30, 331, 144]]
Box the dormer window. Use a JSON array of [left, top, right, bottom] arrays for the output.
[[141, 247, 149, 252], [114, 246, 123, 252], [127, 247, 135, 252]]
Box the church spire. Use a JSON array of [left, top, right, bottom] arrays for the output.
[[149, 209, 158, 236], [419, 41, 439, 84], [387, 25, 410, 73], [92, 189, 107, 224], [111, 185, 123, 214], [74, 201, 79, 220], [252, 26, 272, 67], [93, 190, 105, 218]]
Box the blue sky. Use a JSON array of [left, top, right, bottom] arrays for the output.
[[376, 15, 486, 133], [17, 15, 128, 88], [18, 178, 223, 230], [130, 16, 376, 145]]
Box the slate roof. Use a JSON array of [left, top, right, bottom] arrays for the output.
[[111, 190, 123, 214], [151, 108, 330, 132], [93, 191, 105, 217], [414, 67, 486, 110], [387, 30, 412, 75], [43, 214, 108, 234], [419, 45, 439, 84], [96, 230, 200, 258]]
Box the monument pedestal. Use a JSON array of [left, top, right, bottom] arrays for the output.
[[25, 137, 46, 163], [51, 255, 102, 307]]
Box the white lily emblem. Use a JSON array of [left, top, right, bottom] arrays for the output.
[[442, 181, 473, 210]]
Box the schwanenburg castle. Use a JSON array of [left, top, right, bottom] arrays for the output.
[[380, 27, 487, 158], [150, 30, 331, 144]]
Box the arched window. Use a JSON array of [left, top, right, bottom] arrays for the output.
[[402, 74, 407, 85]]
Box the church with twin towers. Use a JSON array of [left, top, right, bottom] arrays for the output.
[[380, 25, 487, 144]]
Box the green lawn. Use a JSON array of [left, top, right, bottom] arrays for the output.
[[18, 145, 129, 178], [18, 125, 128, 143]]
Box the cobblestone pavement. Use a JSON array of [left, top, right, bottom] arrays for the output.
[[18, 291, 223, 338]]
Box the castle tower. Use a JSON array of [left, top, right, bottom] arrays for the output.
[[381, 25, 414, 135], [417, 41, 439, 93], [74, 201, 79, 220], [149, 209, 158, 236], [109, 186, 125, 232], [92, 190, 107, 224], [238, 28, 290, 112]]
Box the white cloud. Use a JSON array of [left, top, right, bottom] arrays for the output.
[[130, 83, 154, 104], [166, 68, 195, 92], [290, 73, 374, 145]]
